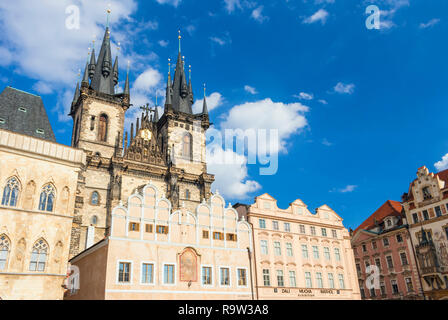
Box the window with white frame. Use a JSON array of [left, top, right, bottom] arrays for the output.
[[259, 219, 266, 229], [263, 269, 270, 286], [400, 252, 409, 265], [316, 272, 323, 288], [286, 243, 293, 257], [289, 271, 297, 287], [305, 272, 312, 288], [164, 264, 175, 284], [338, 274, 345, 289], [284, 223, 291, 232], [299, 225, 306, 234], [310, 226, 316, 236], [383, 237, 390, 247], [237, 268, 247, 287], [202, 266, 212, 286], [302, 244, 309, 259], [332, 229, 337, 239], [328, 273, 335, 289], [321, 228, 327, 237], [272, 221, 279, 231], [141, 263, 154, 284], [274, 241, 282, 256], [391, 279, 399, 294], [118, 262, 131, 283], [312, 246, 319, 259], [260, 240, 268, 255], [405, 278, 413, 292], [0, 235, 10, 271], [220, 267, 230, 286], [324, 247, 331, 260], [277, 270, 284, 287], [380, 282, 386, 296], [386, 255, 394, 269], [29, 239, 48, 272], [334, 248, 341, 261]]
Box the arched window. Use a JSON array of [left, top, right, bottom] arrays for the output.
[[91, 191, 99, 205], [29, 239, 48, 272], [38, 184, 56, 212], [98, 114, 108, 142], [182, 133, 192, 159], [91, 215, 98, 225], [185, 189, 191, 200], [0, 234, 10, 271], [1, 177, 20, 207]]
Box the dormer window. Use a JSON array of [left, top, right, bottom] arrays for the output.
[[36, 129, 44, 135], [18, 107, 27, 113], [422, 187, 432, 200], [0, 118, 5, 124], [387, 219, 392, 227]]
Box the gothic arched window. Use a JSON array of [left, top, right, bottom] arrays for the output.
[[1, 177, 20, 207], [29, 239, 48, 272], [182, 133, 192, 159], [0, 234, 10, 271], [38, 184, 56, 212], [91, 191, 99, 206], [98, 114, 108, 142], [185, 189, 191, 200], [91, 215, 98, 225]]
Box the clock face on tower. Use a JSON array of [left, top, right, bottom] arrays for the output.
[[140, 129, 152, 141]]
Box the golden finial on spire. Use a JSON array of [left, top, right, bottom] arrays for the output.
[[178, 29, 182, 53], [203, 83, 206, 98], [189, 65, 191, 80], [127, 60, 131, 73], [106, 3, 112, 28], [168, 58, 171, 74]]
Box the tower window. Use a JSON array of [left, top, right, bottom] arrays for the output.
[[91, 191, 100, 206], [422, 187, 432, 200], [38, 184, 56, 212], [182, 133, 192, 159], [185, 189, 190, 200], [98, 114, 108, 142]]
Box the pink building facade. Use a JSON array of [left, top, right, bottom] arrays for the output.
[[352, 201, 422, 300]]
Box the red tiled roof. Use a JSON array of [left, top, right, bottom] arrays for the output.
[[353, 200, 403, 236]]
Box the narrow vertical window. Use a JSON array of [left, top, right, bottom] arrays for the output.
[[305, 272, 312, 288], [98, 114, 108, 142], [91, 191, 99, 205], [302, 244, 309, 259], [237, 268, 247, 287], [1, 177, 20, 207], [316, 272, 323, 288], [274, 241, 281, 256], [142, 263, 154, 284], [286, 243, 293, 257], [263, 269, 270, 286], [29, 239, 48, 272], [182, 133, 192, 159], [338, 274, 345, 289], [312, 246, 319, 259], [324, 247, 331, 260], [328, 273, 335, 289], [334, 248, 341, 261], [289, 271, 297, 287], [260, 240, 268, 255], [220, 267, 230, 286], [38, 184, 56, 212], [277, 270, 284, 287], [164, 264, 175, 284], [202, 267, 212, 285], [0, 235, 10, 271]]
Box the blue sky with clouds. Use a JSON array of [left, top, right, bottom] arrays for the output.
[[0, 0, 447, 229]]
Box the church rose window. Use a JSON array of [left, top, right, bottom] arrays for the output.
[[1, 177, 20, 207], [38, 184, 56, 212]]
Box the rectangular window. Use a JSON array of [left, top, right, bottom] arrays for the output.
[[396, 234, 403, 243], [202, 266, 212, 285], [272, 221, 279, 230], [383, 237, 389, 247], [380, 282, 386, 296], [296, 207, 303, 215], [274, 241, 282, 256], [391, 280, 399, 294], [412, 213, 419, 224], [277, 270, 284, 287], [213, 232, 224, 240], [362, 244, 367, 252], [365, 260, 370, 269], [334, 248, 341, 261], [305, 272, 312, 288], [338, 274, 345, 289], [284, 223, 291, 232], [302, 244, 309, 259], [263, 269, 270, 286], [375, 258, 381, 271], [356, 263, 361, 273], [324, 247, 331, 260], [260, 240, 268, 255], [316, 272, 323, 288], [435, 206, 442, 217], [220, 267, 230, 286], [118, 262, 131, 283], [145, 224, 153, 233], [386, 256, 394, 269], [226, 233, 237, 241], [163, 265, 175, 284], [370, 287, 376, 298], [259, 219, 266, 229], [286, 243, 293, 257], [203, 230, 209, 239], [141, 263, 154, 284], [312, 246, 319, 259], [129, 222, 140, 232], [422, 210, 429, 221], [328, 273, 335, 289], [156, 225, 169, 234], [237, 268, 247, 287], [321, 228, 327, 237], [289, 271, 297, 287], [445, 227, 448, 242], [332, 230, 337, 239], [400, 252, 408, 265], [405, 278, 413, 292], [310, 226, 316, 236], [372, 241, 377, 250], [360, 288, 365, 299], [299, 225, 306, 234]]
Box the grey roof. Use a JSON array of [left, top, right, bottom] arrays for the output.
[[0, 87, 56, 142], [169, 52, 194, 114], [90, 28, 116, 95]]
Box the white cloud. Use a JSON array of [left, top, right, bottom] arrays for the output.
[[132, 68, 162, 93], [0, 47, 12, 67], [192, 92, 224, 113], [435, 154, 448, 171], [334, 82, 355, 94], [207, 144, 261, 200], [303, 9, 329, 25], [318, 99, 328, 105], [155, 0, 181, 7], [158, 40, 169, 47], [419, 18, 440, 29], [221, 98, 309, 154], [210, 35, 231, 46], [322, 138, 333, 147], [297, 92, 314, 100], [244, 85, 258, 95], [32, 81, 53, 95], [186, 25, 196, 35], [224, 0, 242, 13], [251, 6, 269, 23], [331, 185, 358, 193]]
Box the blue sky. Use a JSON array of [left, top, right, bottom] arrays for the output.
[[0, 0, 447, 230]]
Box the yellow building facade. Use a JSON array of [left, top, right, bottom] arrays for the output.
[[235, 194, 361, 300]]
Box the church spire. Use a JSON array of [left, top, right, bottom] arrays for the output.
[[124, 60, 130, 96], [73, 82, 80, 103], [88, 43, 96, 80], [202, 83, 208, 115], [171, 30, 192, 114], [165, 58, 172, 107], [113, 56, 119, 86], [81, 62, 89, 86]]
